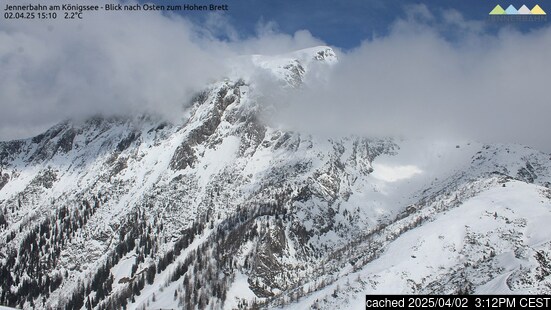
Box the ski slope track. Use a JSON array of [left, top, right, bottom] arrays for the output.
[[0, 46, 550, 309]]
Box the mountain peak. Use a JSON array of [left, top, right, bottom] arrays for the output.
[[243, 45, 338, 86], [285, 45, 338, 64]]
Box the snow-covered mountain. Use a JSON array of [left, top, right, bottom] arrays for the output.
[[0, 46, 550, 310]]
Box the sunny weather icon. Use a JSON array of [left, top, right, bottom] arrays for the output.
[[490, 4, 546, 15]]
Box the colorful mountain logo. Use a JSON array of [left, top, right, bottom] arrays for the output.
[[490, 5, 506, 15], [518, 5, 531, 14], [490, 4, 546, 15], [505, 5, 519, 15], [531, 5, 546, 15]]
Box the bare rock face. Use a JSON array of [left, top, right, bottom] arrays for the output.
[[0, 172, 9, 191], [29, 168, 58, 189]]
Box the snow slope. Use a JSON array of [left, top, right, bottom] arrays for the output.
[[285, 180, 551, 309]]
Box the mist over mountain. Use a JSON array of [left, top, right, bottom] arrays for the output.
[[1, 1, 551, 309], [1, 45, 551, 309], [2, 1, 551, 151]]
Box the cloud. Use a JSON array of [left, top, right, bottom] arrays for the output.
[[266, 6, 551, 152], [1, 0, 222, 139], [0, 0, 323, 140], [1, 2, 550, 153]]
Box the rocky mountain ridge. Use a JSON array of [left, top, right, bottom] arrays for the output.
[[0, 46, 550, 309]]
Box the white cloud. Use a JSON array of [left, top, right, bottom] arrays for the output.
[[265, 8, 551, 152], [0, 0, 324, 140], [1, 1, 223, 138], [1, 2, 550, 153]]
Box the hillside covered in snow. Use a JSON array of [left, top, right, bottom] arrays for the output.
[[0, 46, 551, 310]]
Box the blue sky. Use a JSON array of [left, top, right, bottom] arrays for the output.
[[145, 0, 549, 48]]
